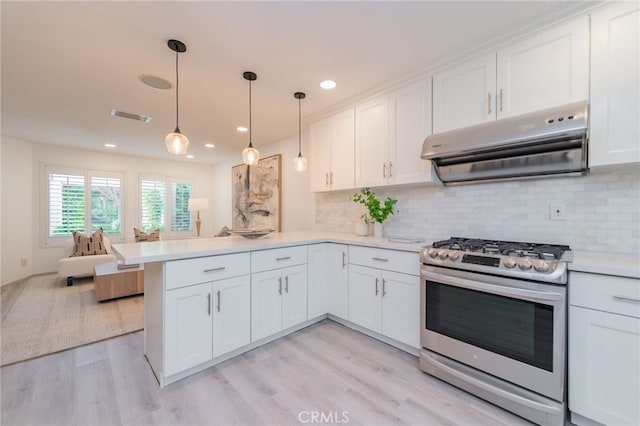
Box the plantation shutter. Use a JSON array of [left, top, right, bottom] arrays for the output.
[[48, 173, 85, 236], [171, 183, 192, 231], [91, 176, 122, 233], [140, 180, 166, 232]]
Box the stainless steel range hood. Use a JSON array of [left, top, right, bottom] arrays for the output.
[[421, 101, 588, 184]]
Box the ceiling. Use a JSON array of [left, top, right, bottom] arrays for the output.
[[1, 1, 596, 165]]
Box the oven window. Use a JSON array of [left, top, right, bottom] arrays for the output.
[[426, 281, 553, 371]]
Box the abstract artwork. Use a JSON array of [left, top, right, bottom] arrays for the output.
[[232, 154, 281, 231]]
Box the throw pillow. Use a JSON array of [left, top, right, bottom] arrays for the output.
[[134, 227, 160, 242], [71, 228, 108, 256]]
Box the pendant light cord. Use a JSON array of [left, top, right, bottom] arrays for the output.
[[248, 79, 253, 148], [175, 50, 180, 131], [298, 97, 302, 156]]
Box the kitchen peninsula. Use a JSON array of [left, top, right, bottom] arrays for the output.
[[112, 232, 424, 387]]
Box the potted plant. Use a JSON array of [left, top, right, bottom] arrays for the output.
[[352, 188, 398, 238]]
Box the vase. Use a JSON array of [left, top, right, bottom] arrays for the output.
[[373, 222, 383, 238], [354, 220, 368, 236]]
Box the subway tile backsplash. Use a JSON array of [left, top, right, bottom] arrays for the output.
[[315, 165, 640, 254]]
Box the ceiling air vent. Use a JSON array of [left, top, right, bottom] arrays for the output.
[[110, 109, 152, 123]]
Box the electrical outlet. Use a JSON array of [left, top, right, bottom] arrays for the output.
[[550, 202, 566, 221], [20, 258, 27, 267]]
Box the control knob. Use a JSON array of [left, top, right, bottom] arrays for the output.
[[518, 258, 533, 270], [534, 260, 550, 273], [428, 248, 439, 258], [503, 257, 517, 268], [438, 250, 449, 260], [448, 251, 460, 261]]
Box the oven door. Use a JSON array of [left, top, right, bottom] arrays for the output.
[[420, 265, 566, 401]]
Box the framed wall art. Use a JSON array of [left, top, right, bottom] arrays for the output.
[[231, 154, 282, 231]]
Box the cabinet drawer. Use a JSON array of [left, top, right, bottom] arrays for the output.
[[166, 252, 250, 290], [570, 271, 640, 318], [349, 246, 419, 276], [251, 246, 307, 273]]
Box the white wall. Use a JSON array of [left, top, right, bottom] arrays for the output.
[[211, 133, 314, 232], [1, 136, 34, 284], [1, 136, 220, 284], [314, 165, 640, 254]]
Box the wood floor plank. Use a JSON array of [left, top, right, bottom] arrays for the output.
[[1, 320, 536, 425]]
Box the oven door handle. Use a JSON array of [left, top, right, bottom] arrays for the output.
[[421, 270, 563, 302]]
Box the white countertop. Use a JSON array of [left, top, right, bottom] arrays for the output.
[[111, 231, 426, 265], [569, 250, 640, 279]]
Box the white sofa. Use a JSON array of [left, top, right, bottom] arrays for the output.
[[57, 236, 117, 286]]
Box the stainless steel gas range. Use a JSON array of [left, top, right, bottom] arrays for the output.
[[419, 237, 571, 426]]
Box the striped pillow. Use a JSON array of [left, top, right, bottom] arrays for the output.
[[134, 228, 160, 242], [71, 228, 108, 256]]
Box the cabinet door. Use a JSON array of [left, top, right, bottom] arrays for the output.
[[251, 269, 283, 342], [388, 78, 436, 185], [212, 275, 251, 358], [282, 264, 308, 329], [497, 17, 589, 119], [381, 271, 420, 348], [589, 2, 640, 167], [309, 116, 332, 192], [307, 244, 328, 319], [165, 283, 213, 376], [327, 244, 349, 319], [348, 265, 382, 332], [569, 306, 640, 425], [330, 108, 356, 191], [433, 53, 496, 133], [355, 94, 389, 187]]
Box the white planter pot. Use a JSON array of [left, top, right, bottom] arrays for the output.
[[373, 222, 384, 238], [354, 221, 369, 236]]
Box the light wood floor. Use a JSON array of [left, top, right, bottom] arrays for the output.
[[1, 320, 532, 425]]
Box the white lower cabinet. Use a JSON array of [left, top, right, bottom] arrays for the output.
[[212, 275, 251, 358], [327, 244, 349, 319], [251, 264, 308, 342], [348, 260, 420, 348], [569, 271, 640, 426], [165, 282, 213, 376]]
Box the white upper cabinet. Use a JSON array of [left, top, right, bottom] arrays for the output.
[[589, 1, 640, 167], [433, 16, 589, 133], [309, 108, 355, 192], [433, 54, 496, 133], [355, 78, 436, 188], [497, 16, 589, 118]]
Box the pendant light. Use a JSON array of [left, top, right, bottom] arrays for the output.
[[242, 71, 260, 166], [293, 92, 307, 172], [165, 39, 189, 155]]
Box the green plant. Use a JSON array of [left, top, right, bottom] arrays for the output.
[[352, 188, 398, 224]]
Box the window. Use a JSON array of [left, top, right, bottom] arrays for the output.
[[140, 178, 192, 234], [46, 167, 123, 242]]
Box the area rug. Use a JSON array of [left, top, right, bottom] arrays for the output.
[[1, 273, 143, 366]]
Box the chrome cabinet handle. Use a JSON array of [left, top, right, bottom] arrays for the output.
[[203, 267, 225, 273], [216, 290, 221, 312], [278, 277, 282, 295], [285, 276, 289, 293], [330, 172, 334, 185], [382, 279, 387, 297], [383, 163, 386, 178], [375, 278, 379, 296], [342, 252, 346, 268], [499, 88, 504, 111], [207, 293, 211, 315], [325, 172, 329, 185], [389, 162, 393, 177], [487, 92, 492, 114], [612, 295, 640, 304], [372, 257, 389, 262], [276, 256, 291, 261]]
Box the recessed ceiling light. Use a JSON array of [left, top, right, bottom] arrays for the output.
[[236, 126, 248, 132], [104, 143, 116, 148], [186, 154, 194, 159], [139, 74, 172, 90], [110, 109, 152, 123], [320, 80, 336, 90], [205, 143, 215, 148]]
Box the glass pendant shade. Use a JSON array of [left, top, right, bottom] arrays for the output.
[[242, 145, 259, 166], [165, 128, 189, 155], [293, 153, 307, 172]]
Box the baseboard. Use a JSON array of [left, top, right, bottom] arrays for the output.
[[2, 271, 57, 287]]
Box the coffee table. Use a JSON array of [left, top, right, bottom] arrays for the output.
[[94, 262, 144, 302]]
